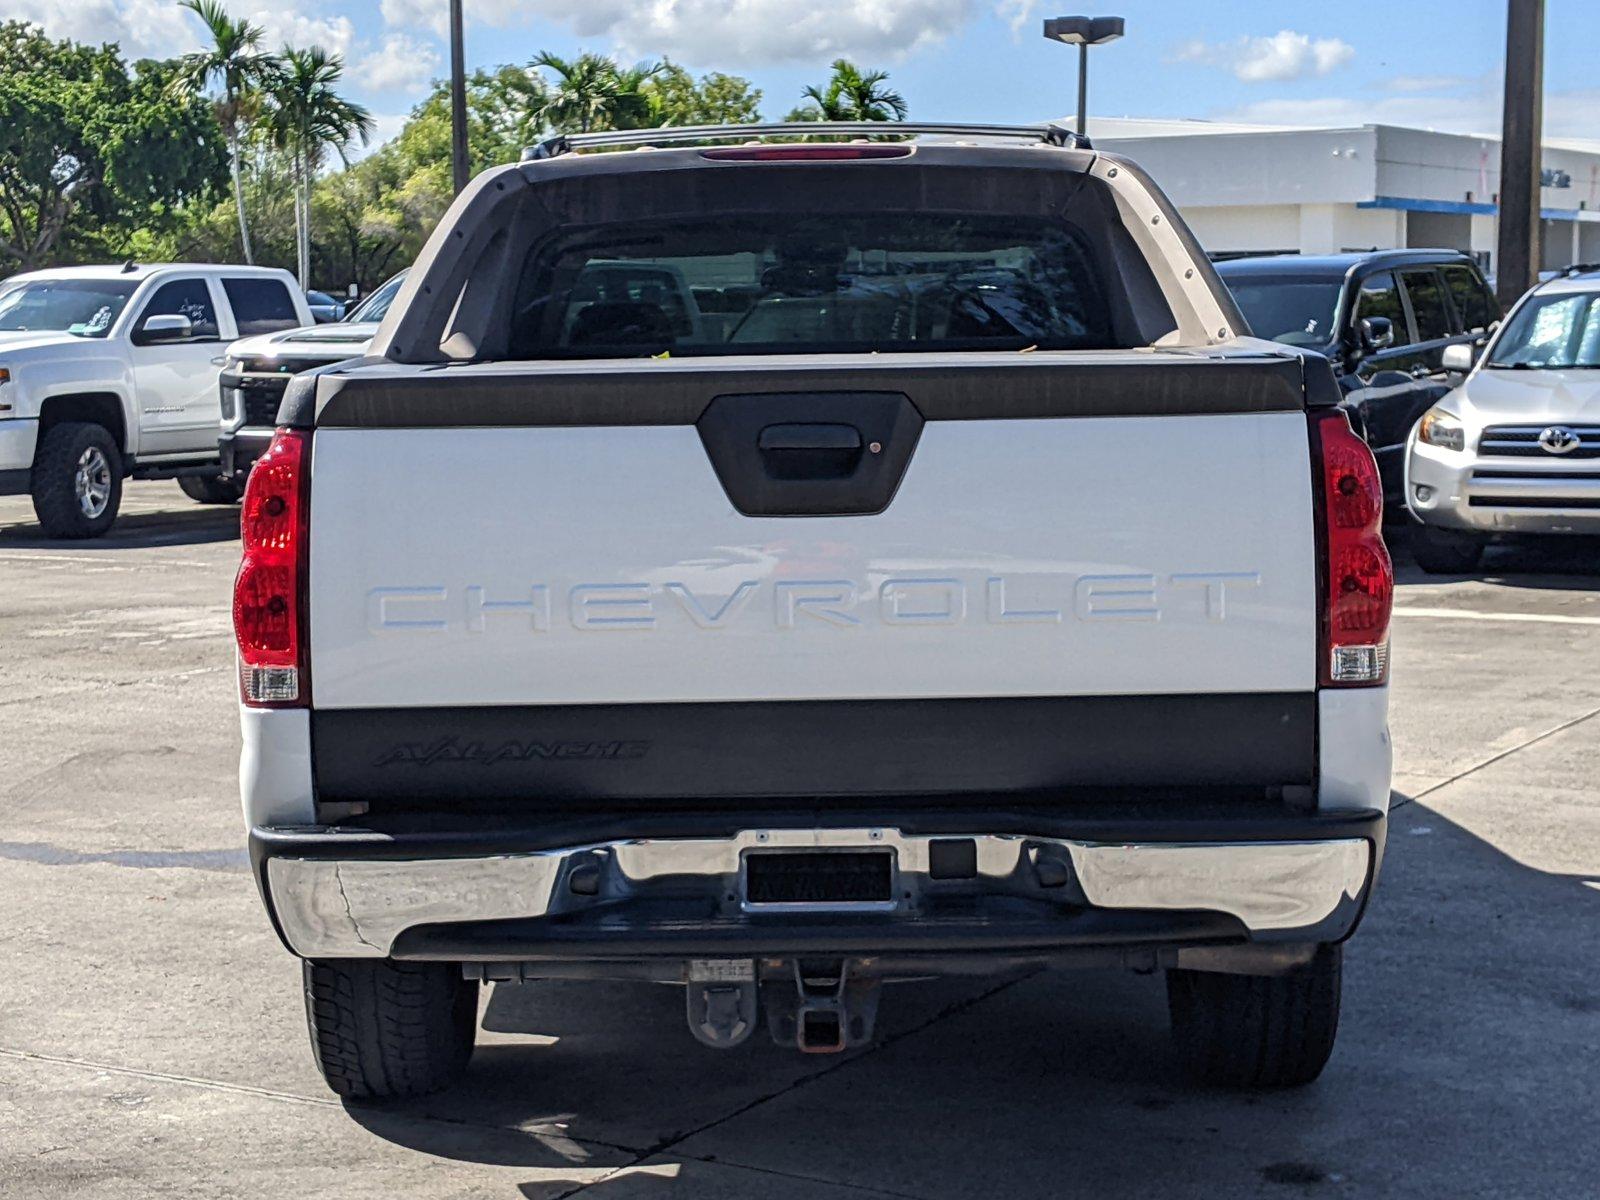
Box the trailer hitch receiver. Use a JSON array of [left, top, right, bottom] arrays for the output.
[[765, 960, 881, 1054]]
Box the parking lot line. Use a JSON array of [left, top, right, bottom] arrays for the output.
[[1393, 606, 1600, 626], [0, 551, 217, 570]]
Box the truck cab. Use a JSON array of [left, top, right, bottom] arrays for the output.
[[0, 263, 311, 537]]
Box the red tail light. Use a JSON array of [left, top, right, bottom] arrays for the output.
[[1310, 409, 1392, 686], [699, 144, 913, 161], [234, 429, 309, 706]]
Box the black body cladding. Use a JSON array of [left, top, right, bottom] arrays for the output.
[[311, 693, 1317, 815], [282, 354, 1310, 429]]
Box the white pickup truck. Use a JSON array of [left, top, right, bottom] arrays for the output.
[[218, 271, 408, 483], [236, 123, 1394, 1101], [0, 263, 311, 537]]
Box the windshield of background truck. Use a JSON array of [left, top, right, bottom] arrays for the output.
[[346, 272, 407, 323], [1486, 290, 1600, 369], [508, 214, 1116, 358], [0, 278, 138, 338], [1222, 275, 1341, 347]]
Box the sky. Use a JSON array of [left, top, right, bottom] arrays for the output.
[[13, 0, 1600, 151]]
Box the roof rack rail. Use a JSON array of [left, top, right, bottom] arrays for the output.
[[1558, 261, 1600, 278], [522, 121, 1088, 161]]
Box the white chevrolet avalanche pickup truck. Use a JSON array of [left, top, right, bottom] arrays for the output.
[[0, 263, 311, 537], [235, 123, 1394, 1101]]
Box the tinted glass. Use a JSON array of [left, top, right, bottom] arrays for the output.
[[1401, 269, 1453, 341], [1222, 276, 1340, 346], [223, 278, 300, 335], [0, 278, 136, 338], [1354, 271, 1410, 346], [1486, 292, 1600, 369], [346, 272, 407, 323], [1442, 265, 1496, 332], [138, 278, 218, 339], [508, 215, 1116, 359]]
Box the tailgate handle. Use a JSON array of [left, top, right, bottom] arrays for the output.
[[757, 422, 863, 480]]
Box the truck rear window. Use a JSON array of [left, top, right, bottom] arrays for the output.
[[507, 214, 1114, 358]]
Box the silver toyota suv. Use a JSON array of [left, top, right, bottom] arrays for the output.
[[1405, 265, 1600, 572]]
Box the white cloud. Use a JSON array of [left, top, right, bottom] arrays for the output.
[[248, 8, 355, 58], [10, 0, 202, 58], [1174, 29, 1355, 84], [380, 0, 447, 39], [354, 34, 440, 94], [1385, 74, 1472, 94], [11, 0, 354, 60], [381, 0, 980, 65], [994, 0, 1037, 35]]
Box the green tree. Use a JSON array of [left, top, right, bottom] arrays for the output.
[[173, 0, 279, 264], [531, 51, 661, 134], [788, 59, 907, 123], [268, 46, 372, 289], [304, 66, 544, 293], [0, 23, 225, 270], [644, 62, 762, 126]]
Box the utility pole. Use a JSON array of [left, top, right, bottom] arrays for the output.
[[449, 0, 469, 195], [1495, 0, 1545, 309]]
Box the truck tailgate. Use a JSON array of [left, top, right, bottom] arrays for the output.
[[304, 357, 1318, 805]]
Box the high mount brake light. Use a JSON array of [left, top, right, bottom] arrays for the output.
[[699, 144, 913, 162], [234, 429, 309, 706], [1310, 409, 1392, 686]]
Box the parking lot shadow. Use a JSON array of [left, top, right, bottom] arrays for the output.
[[0, 503, 238, 549], [1389, 523, 1600, 583], [345, 800, 1600, 1198]]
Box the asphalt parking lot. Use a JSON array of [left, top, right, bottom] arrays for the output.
[[2, 480, 1598, 1199]]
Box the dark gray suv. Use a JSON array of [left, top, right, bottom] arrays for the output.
[[1218, 249, 1500, 504]]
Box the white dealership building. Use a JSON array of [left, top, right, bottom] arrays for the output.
[[1084, 116, 1600, 271]]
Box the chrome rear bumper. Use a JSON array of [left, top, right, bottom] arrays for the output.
[[262, 826, 1374, 960]]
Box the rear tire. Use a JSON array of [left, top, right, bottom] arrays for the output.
[[1410, 524, 1485, 574], [30, 421, 122, 539], [1167, 944, 1342, 1089], [178, 474, 243, 505], [303, 959, 478, 1102]]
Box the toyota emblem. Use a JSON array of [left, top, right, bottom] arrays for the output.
[[1538, 425, 1582, 455]]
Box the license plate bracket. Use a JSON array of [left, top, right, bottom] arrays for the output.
[[743, 849, 895, 907]]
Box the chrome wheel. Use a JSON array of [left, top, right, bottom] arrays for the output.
[[75, 446, 112, 519]]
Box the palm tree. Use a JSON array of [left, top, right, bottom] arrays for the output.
[[268, 47, 373, 290], [789, 59, 908, 123], [531, 51, 661, 134], [173, 0, 280, 264]]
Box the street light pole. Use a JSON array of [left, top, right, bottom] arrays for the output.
[[1495, 0, 1545, 308], [1042, 15, 1125, 139], [449, 0, 468, 195], [1076, 42, 1088, 137]]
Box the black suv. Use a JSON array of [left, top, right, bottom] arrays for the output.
[[1217, 250, 1500, 503]]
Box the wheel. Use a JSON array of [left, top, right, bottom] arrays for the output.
[[178, 474, 243, 504], [30, 421, 122, 539], [1167, 944, 1342, 1089], [302, 959, 478, 1102], [1410, 524, 1485, 574]]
